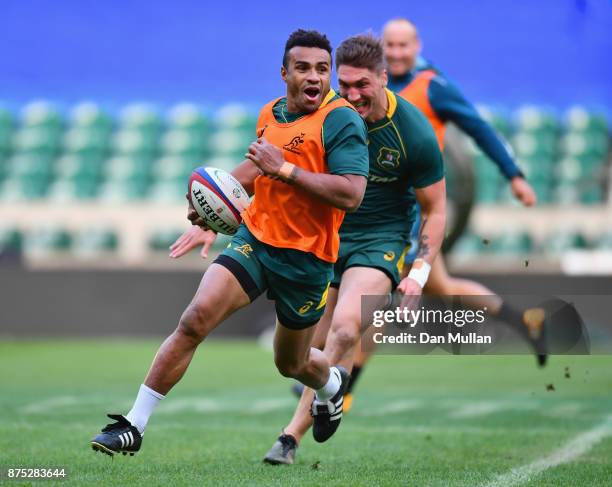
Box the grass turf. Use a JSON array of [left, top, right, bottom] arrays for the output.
[[0, 339, 611, 486]]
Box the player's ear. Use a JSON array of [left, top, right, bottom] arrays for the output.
[[281, 65, 288, 83], [381, 68, 388, 87]]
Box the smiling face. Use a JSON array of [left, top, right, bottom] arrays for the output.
[[281, 46, 331, 114], [337, 64, 388, 123], [382, 19, 421, 77]]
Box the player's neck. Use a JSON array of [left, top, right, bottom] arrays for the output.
[[285, 97, 302, 114], [365, 89, 390, 123], [285, 96, 321, 115]]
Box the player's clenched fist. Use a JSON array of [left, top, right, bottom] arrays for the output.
[[245, 137, 284, 177]]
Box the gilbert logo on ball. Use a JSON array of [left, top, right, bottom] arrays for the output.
[[188, 167, 250, 235]]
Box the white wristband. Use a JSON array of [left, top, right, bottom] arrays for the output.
[[407, 259, 431, 288]]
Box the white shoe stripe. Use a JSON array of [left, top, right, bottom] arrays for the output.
[[119, 433, 125, 448], [127, 431, 134, 446], [335, 397, 344, 408], [333, 368, 341, 381], [330, 412, 342, 421]]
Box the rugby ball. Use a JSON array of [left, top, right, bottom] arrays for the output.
[[188, 167, 250, 235]]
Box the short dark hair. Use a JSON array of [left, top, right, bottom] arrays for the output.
[[335, 34, 384, 73], [283, 29, 332, 68]]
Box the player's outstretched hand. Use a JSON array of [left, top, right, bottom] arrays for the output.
[[511, 177, 537, 207], [396, 276, 424, 310], [245, 137, 284, 177], [169, 226, 217, 259]]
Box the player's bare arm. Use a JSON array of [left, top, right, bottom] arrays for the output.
[[398, 178, 446, 296], [231, 159, 260, 196], [246, 137, 366, 212], [414, 178, 446, 265]]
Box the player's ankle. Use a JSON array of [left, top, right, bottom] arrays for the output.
[[125, 384, 165, 435], [281, 428, 301, 445], [315, 367, 341, 402]]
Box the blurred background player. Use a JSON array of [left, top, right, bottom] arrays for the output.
[[343, 18, 545, 407], [89, 29, 369, 457]]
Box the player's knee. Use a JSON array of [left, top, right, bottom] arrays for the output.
[[177, 302, 215, 342], [329, 319, 360, 350], [274, 355, 304, 379]]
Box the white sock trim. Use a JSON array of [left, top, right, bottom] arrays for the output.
[[141, 383, 165, 400], [125, 384, 165, 434], [315, 367, 341, 403]]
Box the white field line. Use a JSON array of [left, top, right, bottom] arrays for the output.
[[449, 401, 537, 419], [356, 399, 422, 416], [157, 398, 224, 414], [22, 395, 134, 414], [247, 398, 293, 414], [481, 414, 612, 487], [543, 402, 584, 418], [23, 396, 80, 414], [157, 397, 294, 415], [1, 419, 576, 438], [20, 394, 590, 424]]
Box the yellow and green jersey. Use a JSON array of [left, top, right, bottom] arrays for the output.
[[341, 89, 444, 235]]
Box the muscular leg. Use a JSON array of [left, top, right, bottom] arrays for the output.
[[108, 262, 252, 437], [273, 319, 330, 390], [280, 288, 338, 441], [144, 263, 251, 394], [284, 267, 391, 442]]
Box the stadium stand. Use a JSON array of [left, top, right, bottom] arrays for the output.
[[0, 100, 609, 269]]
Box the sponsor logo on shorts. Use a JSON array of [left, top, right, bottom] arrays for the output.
[[298, 301, 314, 314], [384, 251, 396, 261], [233, 243, 254, 258], [316, 282, 331, 310]]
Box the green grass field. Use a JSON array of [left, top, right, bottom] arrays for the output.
[[1, 339, 611, 486]]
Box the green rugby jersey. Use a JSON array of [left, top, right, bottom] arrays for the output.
[[341, 89, 444, 234]]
